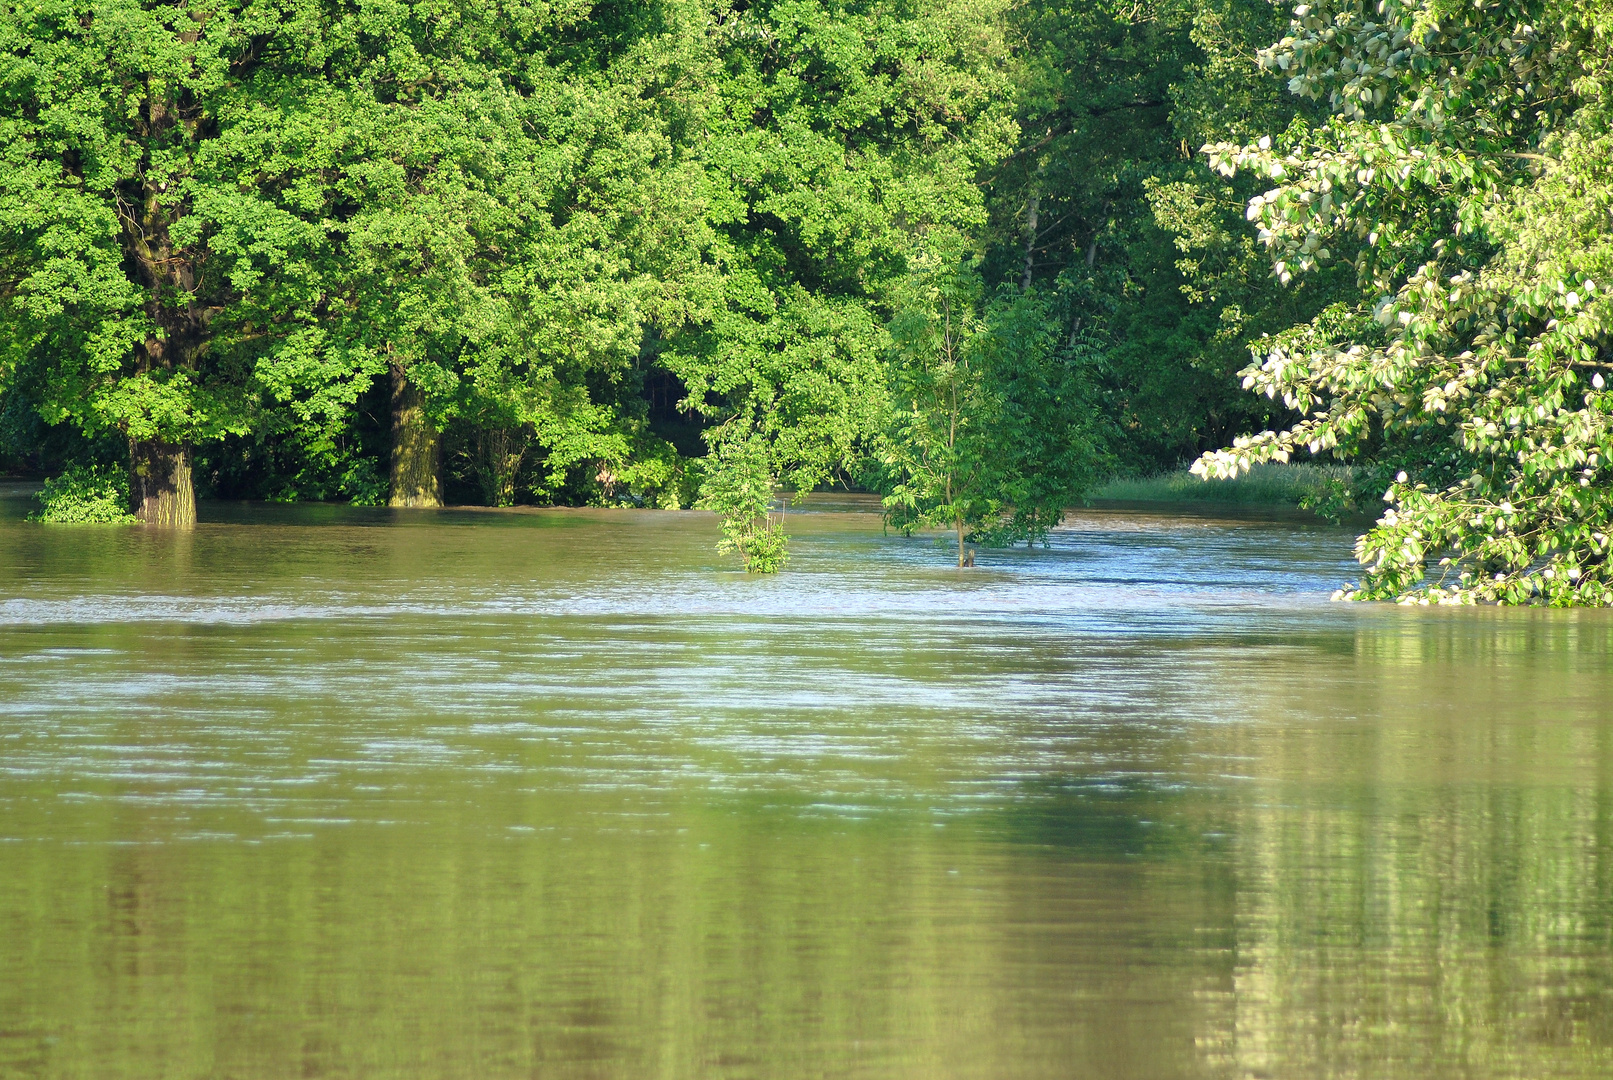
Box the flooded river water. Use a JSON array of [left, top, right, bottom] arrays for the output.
[[2, 492, 1612, 1078]]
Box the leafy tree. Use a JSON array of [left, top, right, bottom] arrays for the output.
[[881, 230, 1109, 565], [663, 0, 1020, 564], [882, 233, 992, 565], [700, 436, 789, 572], [0, 0, 258, 524], [1195, 0, 1613, 604], [982, 0, 1210, 467]]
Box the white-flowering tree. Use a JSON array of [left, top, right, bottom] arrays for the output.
[[1194, 0, 1613, 604]]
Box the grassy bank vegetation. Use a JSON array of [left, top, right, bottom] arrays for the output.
[[1090, 463, 1355, 513]]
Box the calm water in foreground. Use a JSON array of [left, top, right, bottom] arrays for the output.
[[2, 490, 1612, 1079]]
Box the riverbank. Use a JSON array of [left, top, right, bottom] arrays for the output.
[[1087, 462, 1352, 508]]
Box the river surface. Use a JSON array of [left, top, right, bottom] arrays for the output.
[[2, 491, 1612, 1079]]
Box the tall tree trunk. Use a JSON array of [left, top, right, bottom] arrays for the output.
[[390, 365, 442, 508], [129, 439, 196, 527], [1021, 193, 1040, 292], [119, 129, 206, 528]]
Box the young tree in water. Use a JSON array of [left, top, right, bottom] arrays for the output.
[[884, 234, 991, 566], [701, 437, 788, 572], [1196, 0, 1613, 604], [882, 231, 1108, 566]]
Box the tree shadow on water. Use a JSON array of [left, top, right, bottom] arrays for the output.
[[991, 774, 1230, 861]]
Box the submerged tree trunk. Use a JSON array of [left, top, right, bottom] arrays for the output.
[[389, 365, 442, 508], [119, 115, 208, 528], [475, 425, 530, 507], [129, 439, 196, 527]]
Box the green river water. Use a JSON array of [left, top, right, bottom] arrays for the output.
[[2, 489, 1612, 1079]]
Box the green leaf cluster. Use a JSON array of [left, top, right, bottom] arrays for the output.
[[699, 437, 789, 572], [880, 228, 1110, 561], [979, 0, 1342, 469], [1196, 0, 1613, 605], [28, 464, 136, 524]]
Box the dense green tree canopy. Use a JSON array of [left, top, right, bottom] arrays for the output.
[[0, 0, 715, 518], [663, 0, 1021, 502]]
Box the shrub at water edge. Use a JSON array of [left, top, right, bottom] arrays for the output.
[[29, 466, 137, 524]]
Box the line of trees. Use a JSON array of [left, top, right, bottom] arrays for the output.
[[5, 0, 1611, 601]]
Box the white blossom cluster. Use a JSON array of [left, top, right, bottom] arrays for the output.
[[1193, 0, 1613, 604]]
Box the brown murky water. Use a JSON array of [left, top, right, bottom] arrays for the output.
[[2, 492, 1611, 1078]]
